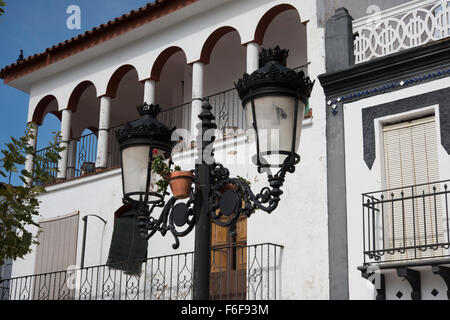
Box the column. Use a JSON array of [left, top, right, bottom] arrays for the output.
[[24, 122, 38, 184], [246, 42, 260, 74], [57, 109, 72, 180], [95, 95, 112, 170], [325, 7, 354, 72], [191, 61, 204, 146], [324, 8, 354, 300], [143, 79, 156, 105]]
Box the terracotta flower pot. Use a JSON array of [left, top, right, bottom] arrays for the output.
[[220, 183, 238, 193], [168, 171, 194, 200]]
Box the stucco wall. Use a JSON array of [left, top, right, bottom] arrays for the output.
[[10, 0, 330, 300], [344, 77, 450, 300]]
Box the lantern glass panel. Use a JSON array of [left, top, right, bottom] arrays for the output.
[[122, 145, 150, 201], [246, 95, 305, 167]]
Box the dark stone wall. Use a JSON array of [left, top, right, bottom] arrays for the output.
[[363, 87, 450, 169]]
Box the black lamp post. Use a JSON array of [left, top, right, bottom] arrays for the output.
[[115, 46, 314, 300]]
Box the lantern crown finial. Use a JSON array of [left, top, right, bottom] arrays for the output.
[[259, 46, 289, 68], [235, 46, 314, 105], [137, 103, 161, 118]]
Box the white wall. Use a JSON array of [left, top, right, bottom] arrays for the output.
[[344, 77, 450, 300], [10, 0, 330, 300]]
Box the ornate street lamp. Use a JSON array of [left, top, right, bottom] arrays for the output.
[[236, 46, 314, 175], [116, 103, 174, 206], [114, 47, 314, 299]]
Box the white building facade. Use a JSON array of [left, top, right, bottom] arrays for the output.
[[0, 0, 449, 301]]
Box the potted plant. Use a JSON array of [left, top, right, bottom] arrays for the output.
[[151, 157, 193, 200]]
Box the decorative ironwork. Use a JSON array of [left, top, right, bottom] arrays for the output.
[[354, 0, 450, 63], [362, 179, 450, 265], [0, 244, 280, 301], [137, 99, 298, 244], [235, 47, 314, 106], [137, 189, 197, 250]]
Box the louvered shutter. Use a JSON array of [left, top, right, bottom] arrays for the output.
[[33, 211, 79, 299], [382, 116, 444, 261]]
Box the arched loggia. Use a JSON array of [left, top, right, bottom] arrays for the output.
[[152, 47, 191, 134], [63, 81, 101, 179], [105, 65, 144, 167], [201, 26, 247, 134], [255, 4, 307, 70]]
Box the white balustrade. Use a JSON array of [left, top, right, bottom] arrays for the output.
[[353, 0, 450, 63]]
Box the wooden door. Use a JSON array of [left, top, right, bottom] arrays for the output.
[[210, 216, 247, 300]]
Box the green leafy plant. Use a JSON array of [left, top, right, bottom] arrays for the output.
[[151, 156, 181, 193], [0, 1, 5, 17], [0, 123, 64, 264], [236, 175, 251, 186]]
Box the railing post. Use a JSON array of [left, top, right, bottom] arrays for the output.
[[95, 95, 112, 171], [57, 108, 72, 181], [67, 139, 78, 180]]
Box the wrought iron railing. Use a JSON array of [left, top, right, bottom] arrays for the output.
[[353, 0, 450, 64], [0, 243, 282, 300], [362, 180, 450, 265], [35, 146, 59, 182], [66, 131, 98, 179], [207, 88, 247, 135]]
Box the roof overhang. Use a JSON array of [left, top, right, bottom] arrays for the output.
[[1, 0, 228, 93]]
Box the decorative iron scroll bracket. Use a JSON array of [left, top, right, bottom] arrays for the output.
[[137, 189, 197, 250], [397, 268, 421, 300], [136, 99, 296, 246], [432, 265, 450, 300]]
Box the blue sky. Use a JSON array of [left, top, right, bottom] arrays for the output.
[[0, 0, 152, 184]]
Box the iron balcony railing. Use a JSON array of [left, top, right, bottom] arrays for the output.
[[35, 146, 59, 182], [0, 243, 282, 301], [67, 131, 99, 179], [362, 180, 450, 265]]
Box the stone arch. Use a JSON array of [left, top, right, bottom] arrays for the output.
[[200, 26, 241, 65], [150, 46, 184, 81], [32, 95, 60, 126], [105, 64, 138, 98], [67, 81, 97, 113], [254, 4, 300, 45]]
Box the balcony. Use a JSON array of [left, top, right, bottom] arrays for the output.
[[361, 180, 450, 266], [353, 0, 450, 64], [35, 66, 312, 184], [0, 243, 282, 301]]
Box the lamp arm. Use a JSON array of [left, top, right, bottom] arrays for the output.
[[137, 188, 197, 250], [207, 161, 292, 235]]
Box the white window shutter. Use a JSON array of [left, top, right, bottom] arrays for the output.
[[382, 116, 444, 261]]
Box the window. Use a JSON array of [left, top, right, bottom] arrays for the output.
[[382, 115, 444, 261], [33, 211, 79, 299]]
